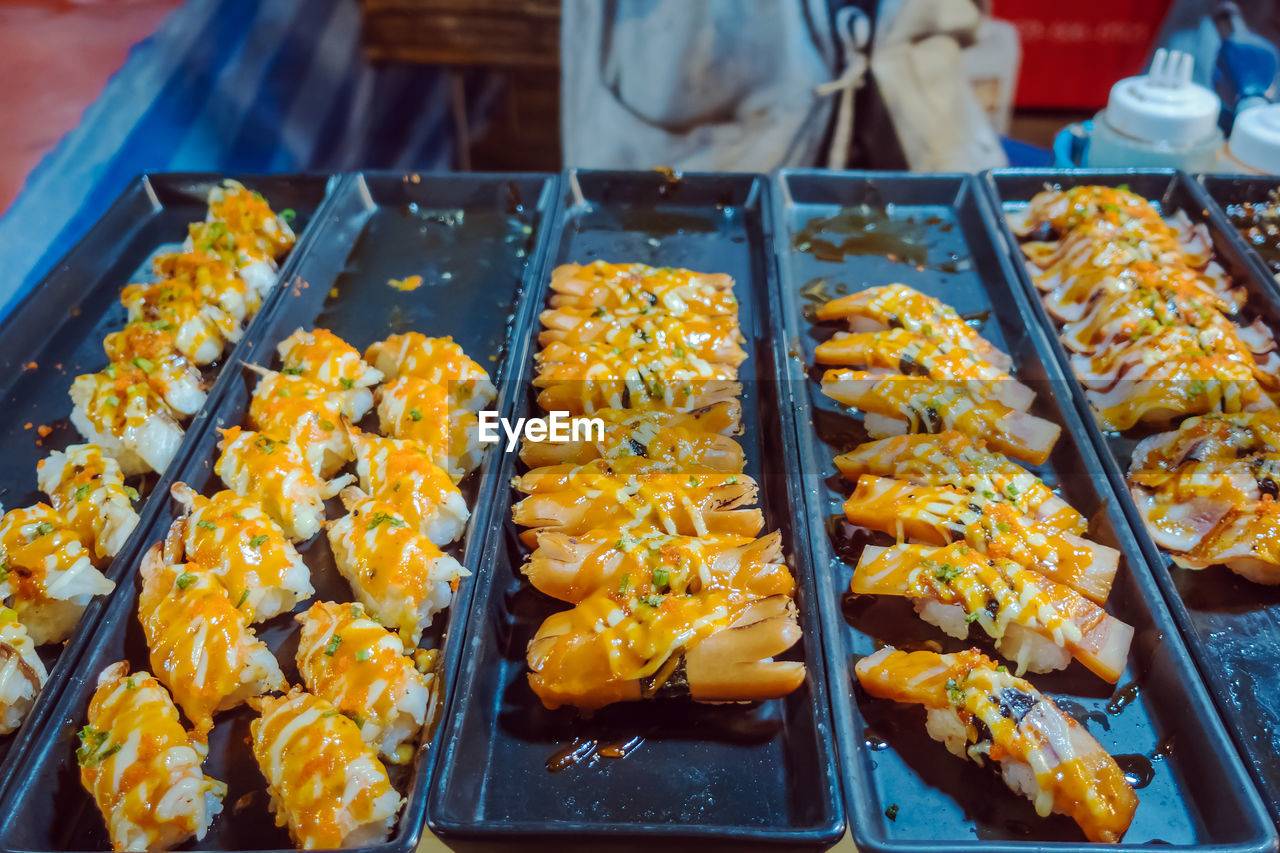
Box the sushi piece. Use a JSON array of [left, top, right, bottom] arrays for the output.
[[524, 529, 792, 604], [214, 426, 351, 541], [250, 689, 402, 849], [151, 250, 262, 326], [137, 545, 285, 737], [277, 328, 383, 420], [101, 325, 207, 416], [821, 370, 1061, 466], [78, 662, 225, 852], [548, 262, 738, 318], [538, 308, 747, 367], [351, 432, 469, 545], [363, 332, 496, 412], [833, 432, 1085, 534], [119, 278, 239, 366], [527, 590, 804, 711], [295, 600, 434, 764], [814, 329, 1034, 411], [535, 374, 743, 418], [853, 542, 1133, 681], [517, 406, 745, 470], [204, 179, 296, 262], [69, 369, 184, 476], [374, 375, 484, 481], [37, 443, 140, 562], [814, 284, 1011, 370], [855, 646, 1138, 843], [167, 483, 314, 621], [0, 504, 115, 645], [247, 369, 352, 477], [511, 460, 763, 546], [0, 607, 47, 734], [842, 474, 1119, 604], [327, 490, 468, 645]]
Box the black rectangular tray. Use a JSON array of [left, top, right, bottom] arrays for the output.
[[775, 169, 1275, 853], [984, 167, 1280, 832], [0, 173, 331, 794], [427, 169, 845, 848], [1198, 173, 1280, 294], [0, 171, 556, 853]]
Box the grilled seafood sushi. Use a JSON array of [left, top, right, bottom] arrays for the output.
[[549, 262, 738, 317], [296, 600, 434, 764], [137, 545, 285, 737], [0, 504, 115, 645], [814, 328, 1034, 411], [855, 646, 1138, 843], [277, 328, 383, 420], [70, 370, 184, 476], [204, 178, 296, 262], [518, 406, 745, 470], [327, 491, 468, 645], [119, 278, 239, 366], [247, 369, 352, 477], [538, 308, 747, 367], [37, 443, 140, 562], [535, 375, 743, 418], [363, 332, 496, 412], [375, 376, 484, 481], [151, 250, 262, 326], [251, 689, 402, 849], [168, 483, 314, 621], [821, 370, 1060, 466], [527, 590, 804, 711], [78, 662, 225, 852], [833, 432, 1085, 534], [814, 284, 1011, 370], [0, 607, 47, 734], [525, 529, 792, 604], [101, 325, 207, 416], [842, 474, 1119, 604], [214, 426, 351, 541], [854, 542, 1133, 681], [351, 433, 469, 545], [511, 461, 764, 546]]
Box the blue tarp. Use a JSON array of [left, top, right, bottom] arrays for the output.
[[0, 0, 497, 317]]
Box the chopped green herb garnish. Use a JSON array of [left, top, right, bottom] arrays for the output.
[[104, 363, 118, 379], [409, 409, 423, 422], [76, 726, 121, 767], [324, 634, 343, 656], [249, 534, 268, 549], [281, 366, 304, 376], [196, 520, 218, 531], [132, 357, 155, 373], [32, 521, 56, 537], [339, 377, 355, 390], [1187, 379, 1207, 397], [945, 677, 964, 705], [236, 588, 249, 609], [279, 208, 297, 224], [355, 648, 372, 662], [321, 708, 339, 718], [965, 611, 982, 624], [124, 486, 139, 501], [74, 483, 93, 501], [319, 419, 336, 431], [995, 665, 1009, 673], [175, 572, 197, 590], [104, 395, 120, 407], [592, 306, 607, 318], [125, 677, 137, 690], [932, 563, 962, 583], [1004, 483, 1019, 499], [641, 594, 664, 607], [994, 521, 1010, 534], [368, 512, 406, 529], [981, 489, 995, 500], [652, 567, 670, 588], [618, 573, 631, 595]]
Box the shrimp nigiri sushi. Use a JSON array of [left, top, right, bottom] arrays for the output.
[[0, 607, 47, 734], [101, 325, 207, 416], [204, 179, 295, 261], [363, 332, 496, 412], [251, 689, 402, 849], [0, 504, 115, 645], [527, 590, 804, 711], [327, 490, 468, 645], [119, 278, 239, 366], [277, 328, 383, 420], [167, 483, 314, 621], [214, 426, 351, 541], [137, 545, 285, 737], [524, 529, 792, 604], [854, 542, 1133, 681], [855, 646, 1138, 843], [296, 601, 434, 764], [79, 662, 225, 852], [247, 369, 352, 477], [70, 370, 184, 476], [548, 262, 737, 318], [151, 250, 261, 326], [351, 433, 469, 545], [37, 443, 140, 562]]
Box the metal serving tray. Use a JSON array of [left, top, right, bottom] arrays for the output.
[[0, 173, 331, 795], [0, 171, 555, 853], [985, 167, 1280, 831], [1199, 173, 1280, 294], [776, 169, 1275, 853], [427, 169, 845, 848]]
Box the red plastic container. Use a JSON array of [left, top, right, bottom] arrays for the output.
[[992, 0, 1173, 109]]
